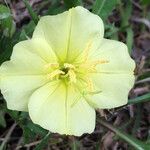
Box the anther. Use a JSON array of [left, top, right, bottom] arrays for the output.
[[44, 63, 59, 69], [47, 69, 65, 80], [92, 59, 109, 67], [64, 63, 75, 70], [68, 69, 76, 83]]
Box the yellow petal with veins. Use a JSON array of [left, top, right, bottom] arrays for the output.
[[28, 82, 95, 136], [33, 6, 104, 63]]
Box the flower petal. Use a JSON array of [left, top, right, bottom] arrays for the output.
[[67, 85, 95, 136], [0, 38, 56, 76], [0, 38, 54, 111], [28, 82, 95, 136], [33, 6, 104, 62], [0, 75, 47, 111], [90, 39, 135, 73], [89, 73, 135, 109]]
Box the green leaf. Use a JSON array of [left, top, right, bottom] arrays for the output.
[[0, 12, 11, 20], [128, 93, 150, 104], [34, 132, 51, 150], [23, 0, 39, 24], [142, 0, 150, 5], [6, 109, 20, 121], [0, 4, 15, 37], [119, 0, 133, 54], [26, 121, 48, 137], [98, 119, 150, 150], [0, 36, 13, 65], [120, 0, 132, 27], [126, 27, 134, 54], [23, 125, 36, 144], [92, 0, 117, 20], [0, 109, 6, 128], [105, 23, 119, 38], [46, 0, 66, 15], [19, 21, 36, 40], [71, 138, 80, 150], [63, 0, 82, 8], [131, 104, 142, 136]]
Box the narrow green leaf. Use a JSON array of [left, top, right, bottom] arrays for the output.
[[126, 27, 134, 54], [19, 21, 36, 40], [0, 4, 15, 37], [34, 132, 51, 150], [0, 36, 13, 65], [0, 109, 6, 128], [63, 0, 82, 8], [128, 93, 150, 104], [23, 125, 36, 144], [45, 0, 67, 15], [98, 119, 150, 150], [92, 0, 117, 20], [142, 0, 150, 5], [120, 0, 132, 27], [119, 0, 133, 54], [23, 0, 39, 24], [26, 122, 48, 136], [71, 137, 80, 150], [132, 104, 142, 135], [105, 23, 119, 38]]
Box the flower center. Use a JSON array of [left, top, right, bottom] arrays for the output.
[[45, 56, 109, 96], [44, 40, 109, 97], [45, 63, 77, 83]]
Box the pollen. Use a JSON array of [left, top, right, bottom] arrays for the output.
[[47, 69, 65, 80]]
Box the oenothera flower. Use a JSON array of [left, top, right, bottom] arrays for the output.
[[0, 6, 135, 136]]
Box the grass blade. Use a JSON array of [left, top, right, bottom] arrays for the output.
[[92, 0, 117, 20], [63, 0, 82, 8], [23, 0, 39, 24], [126, 27, 134, 54], [34, 132, 51, 150], [128, 93, 150, 104]]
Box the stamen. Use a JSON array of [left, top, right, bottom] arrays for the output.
[[86, 78, 94, 92], [64, 63, 75, 70], [79, 59, 109, 74], [44, 63, 59, 69], [84, 90, 101, 95], [85, 65, 97, 73], [47, 69, 65, 80], [92, 59, 109, 67], [79, 63, 96, 73], [68, 69, 76, 83], [83, 41, 92, 62]]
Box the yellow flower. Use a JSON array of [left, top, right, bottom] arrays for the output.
[[0, 6, 135, 136]]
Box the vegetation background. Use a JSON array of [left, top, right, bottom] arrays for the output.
[[0, 0, 150, 149]]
